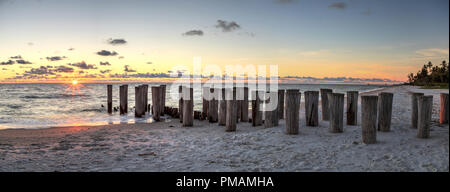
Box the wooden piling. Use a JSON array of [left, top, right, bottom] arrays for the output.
[[208, 88, 219, 123], [107, 84, 112, 114], [440, 93, 449, 124], [240, 87, 249, 122], [151, 86, 161, 121], [346, 91, 358, 125], [218, 88, 227, 126], [119, 85, 128, 115], [305, 91, 319, 127], [202, 87, 209, 120], [142, 85, 148, 113], [134, 86, 145, 117], [378, 92, 394, 132], [236, 87, 242, 123], [160, 85, 166, 115], [179, 85, 184, 123], [320, 89, 333, 120], [226, 88, 237, 132], [278, 90, 285, 119], [411, 92, 424, 129], [264, 92, 279, 128], [285, 89, 300, 135], [328, 93, 344, 133], [182, 87, 194, 126], [251, 90, 263, 126], [417, 95, 433, 138], [361, 96, 378, 144]]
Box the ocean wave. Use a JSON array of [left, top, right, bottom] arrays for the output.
[[6, 104, 22, 109], [80, 108, 104, 113], [21, 94, 88, 99]]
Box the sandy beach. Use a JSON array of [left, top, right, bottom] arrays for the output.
[[0, 85, 448, 172]]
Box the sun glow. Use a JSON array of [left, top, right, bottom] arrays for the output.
[[65, 80, 86, 96]]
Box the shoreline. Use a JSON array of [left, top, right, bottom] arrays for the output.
[[0, 85, 394, 131], [0, 85, 448, 172]]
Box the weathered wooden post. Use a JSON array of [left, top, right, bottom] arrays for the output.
[[151, 86, 161, 121], [378, 92, 394, 132], [320, 89, 333, 120], [361, 96, 378, 144], [226, 88, 237, 132], [278, 90, 285, 119], [251, 90, 263, 126], [135, 86, 145, 117], [440, 93, 449, 124], [236, 88, 241, 123], [107, 84, 113, 114], [285, 90, 300, 134], [328, 93, 344, 133], [240, 87, 249, 122], [160, 85, 166, 115], [305, 91, 319, 127], [218, 88, 227, 126], [202, 87, 209, 120], [273, 91, 280, 126], [411, 92, 424, 128], [182, 87, 194, 126], [119, 85, 128, 115], [208, 88, 219, 123], [346, 91, 358, 125], [179, 85, 183, 123], [142, 85, 148, 113], [264, 92, 278, 128], [417, 95, 433, 138]]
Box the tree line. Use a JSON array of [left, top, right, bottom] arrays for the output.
[[407, 60, 449, 86]]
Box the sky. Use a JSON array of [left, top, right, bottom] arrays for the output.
[[0, 0, 448, 84]]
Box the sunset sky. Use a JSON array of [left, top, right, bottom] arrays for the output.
[[0, 0, 448, 84]]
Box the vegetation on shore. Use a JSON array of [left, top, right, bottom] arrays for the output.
[[407, 60, 449, 89]]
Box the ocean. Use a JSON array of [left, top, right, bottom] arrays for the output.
[[0, 83, 386, 129]]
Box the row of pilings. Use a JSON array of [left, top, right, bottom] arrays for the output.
[[107, 84, 449, 144]]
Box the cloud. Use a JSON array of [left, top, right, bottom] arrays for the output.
[[54, 65, 74, 73], [415, 48, 449, 57], [24, 66, 55, 75], [16, 59, 32, 64], [216, 20, 241, 32], [99, 61, 111, 66], [46, 56, 66, 61], [107, 38, 127, 45], [182, 30, 204, 36], [281, 76, 400, 84], [10, 55, 22, 59], [124, 65, 136, 73], [0, 60, 15, 65], [96, 50, 118, 56], [109, 72, 173, 79], [147, 62, 153, 64], [68, 61, 97, 69], [118, 56, 125, 59], [68, 48, 75, 51], [328, 2, 347, 10], [100, 69, 112, 74]]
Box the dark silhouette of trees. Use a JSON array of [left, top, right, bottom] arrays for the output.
[[408, 60, 449, 86]]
